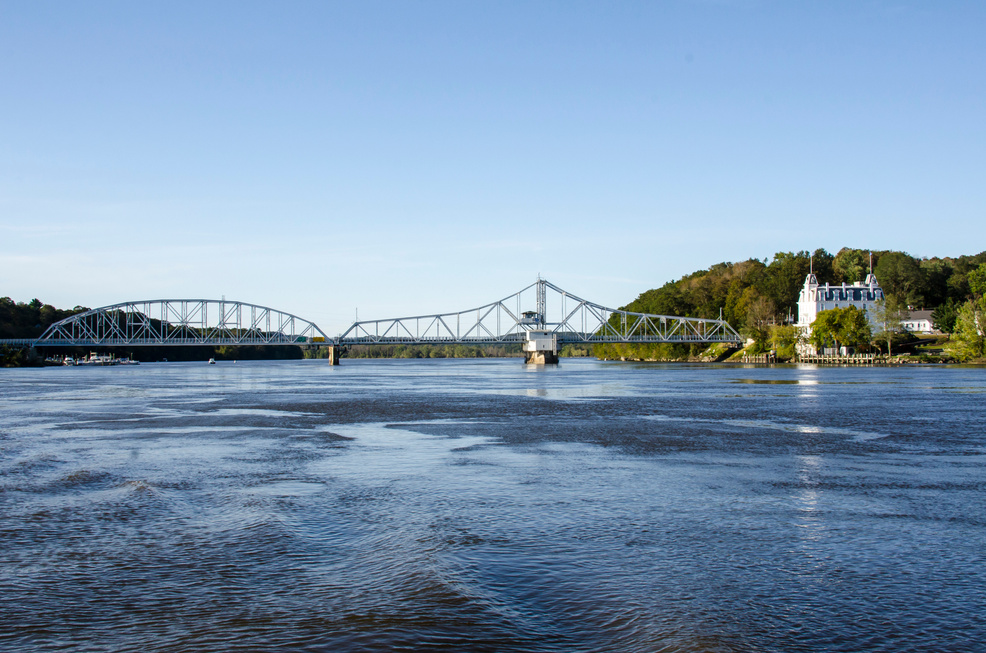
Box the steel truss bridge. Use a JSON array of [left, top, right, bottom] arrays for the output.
[[10, 279, 742, 351], [27, 300, 328, 347], [337, 278, 741, 346]]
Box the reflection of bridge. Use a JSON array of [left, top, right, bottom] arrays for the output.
[[11, 279, 742, 364]]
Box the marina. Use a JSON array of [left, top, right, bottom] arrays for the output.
[[46, 353, 139, 366]]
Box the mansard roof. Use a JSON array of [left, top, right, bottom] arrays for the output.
[[815, 285, 882, 302]]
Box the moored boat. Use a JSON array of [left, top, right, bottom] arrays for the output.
[[78, 352, 120, 366]]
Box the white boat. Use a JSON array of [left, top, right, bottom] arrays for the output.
[[78, 352, 119, 366], [208, 358, 216, 364]]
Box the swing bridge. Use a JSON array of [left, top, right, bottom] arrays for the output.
[[7, 279, 742, 364]]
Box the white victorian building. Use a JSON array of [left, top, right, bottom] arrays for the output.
[[796, 272, 884, 354]]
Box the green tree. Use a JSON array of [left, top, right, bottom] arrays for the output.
[[840, 307, 873, 350], [833, 248, 869, 283], [809, 306, 871, 352], [931, 299, 959, 334], [947, 300, 986, 361], [744, 294, 776, 352], [810, 310, 842, 351], [757, 251, 811, 317], [968, 263, 986, 298], [626, 281, 692, 317], [874, 251, 923, 306], [919, 258, 953, 308], [870, 297, 909, 355], [769, 324, 800, 359], [944, 252, 986, 301]]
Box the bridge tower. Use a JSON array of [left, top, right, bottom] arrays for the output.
[[522, 278, 558, 365]]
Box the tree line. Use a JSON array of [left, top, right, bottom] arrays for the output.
[[0, 297, 89, 339]]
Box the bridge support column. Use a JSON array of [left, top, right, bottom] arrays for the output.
[[327, 345, 341, 365], [524, 349, 558, 365], [523, 331, 558, 365]]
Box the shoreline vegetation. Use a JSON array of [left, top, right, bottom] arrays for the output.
[[5, 247, 986, 367]]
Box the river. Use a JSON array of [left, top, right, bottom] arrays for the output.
[[1, 359, 984, 652]]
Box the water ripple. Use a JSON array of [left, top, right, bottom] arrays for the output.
[[1, 360, 984, 651]]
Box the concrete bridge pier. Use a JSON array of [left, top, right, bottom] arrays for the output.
[[523, 331, 558, 365], [326, 345, 341, 365]]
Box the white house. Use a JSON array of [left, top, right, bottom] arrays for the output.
[[901, 310, 935, 334], [796, 272, 884, 353]]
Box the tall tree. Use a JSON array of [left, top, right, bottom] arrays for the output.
[[833, 248, 871, 283], [947, 263, 986, 361], [967, 263, 986, 298], [932, 299, 960, 334], [870, 297, 909, 356], [745, 294, 777, 351], [758, 251, 811, 317], [810, 248, 835, 283], [919, 258, 953, 308], [874, 252, 923, 306], [948, 301, 986, 361]]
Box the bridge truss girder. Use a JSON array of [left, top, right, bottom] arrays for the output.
[[338, 279, 742, 346], [35, 300, 329, 347]]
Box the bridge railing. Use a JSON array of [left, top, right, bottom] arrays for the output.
[[22, 337, 311, 347], [0, 339, 41, 347]]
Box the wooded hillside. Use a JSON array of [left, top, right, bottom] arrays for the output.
[[621, 248, 986, 330]]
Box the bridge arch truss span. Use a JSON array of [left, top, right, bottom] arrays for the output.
[[339, 279, 743, 346], [36, 300, 329, 347]]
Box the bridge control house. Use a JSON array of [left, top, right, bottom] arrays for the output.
[[796, 272, 884, 355]]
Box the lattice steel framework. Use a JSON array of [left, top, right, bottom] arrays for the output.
[[339, 279, 742, 345], [35, 300, 329, 347]]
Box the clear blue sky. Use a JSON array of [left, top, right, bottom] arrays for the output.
[[2, 1, 983, 334]]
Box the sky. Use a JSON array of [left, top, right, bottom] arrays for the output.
[[1, 1, 983, 335]]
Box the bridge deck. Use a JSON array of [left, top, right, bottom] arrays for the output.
[[3, 334, 742, 347]]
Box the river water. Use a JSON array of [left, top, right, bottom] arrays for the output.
[[1, 359, 984, 652]]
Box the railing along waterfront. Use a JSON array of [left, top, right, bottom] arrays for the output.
[[796, 353, 896, 365]]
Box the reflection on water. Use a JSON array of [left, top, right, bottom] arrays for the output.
[[732, 378, 802, 384], [1, 359, 984, 652]]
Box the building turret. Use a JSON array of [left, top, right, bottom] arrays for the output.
[[796, 273, 819, 326]]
